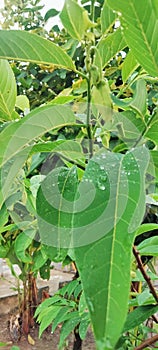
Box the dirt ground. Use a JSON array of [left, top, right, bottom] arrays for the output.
[[0, 314, 96, 350]]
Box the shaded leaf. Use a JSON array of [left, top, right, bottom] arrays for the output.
[[122, 51, 139, 83], [44, 8, 59, 22], [14, 230, 36, 263], [123, 304, 158, 333]]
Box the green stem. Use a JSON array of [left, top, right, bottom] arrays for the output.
[[87, 73, 93, 158], [90, 0, 95, 23]]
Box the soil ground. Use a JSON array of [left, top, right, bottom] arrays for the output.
[[0, 313, 96, 350]]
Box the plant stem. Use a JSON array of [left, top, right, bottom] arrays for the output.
[[90, 0, 95, 23], [87, 74, 93, 158], [134, 333, 158, 350], [133, 246, 158, 303]]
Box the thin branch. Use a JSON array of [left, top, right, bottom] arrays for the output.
[[133, 246, 158, 303], [134, 333, 158, 350]]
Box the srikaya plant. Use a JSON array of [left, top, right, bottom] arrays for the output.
[[0, 0, 158, 349]]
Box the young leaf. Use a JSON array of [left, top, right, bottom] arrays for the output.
[[0, 59, 17, 121], [15, 95, 30, 112], [0, 30, 75, 71], [101, 0, 117, 35], [96, 28, 126, 68], [60, 0, 93, 41], [74, 146, 149, 350], [107, 0, 158, 77]]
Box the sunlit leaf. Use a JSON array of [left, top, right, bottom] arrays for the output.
[[107, 0, 158, 77], [0, 30, 75, 71]]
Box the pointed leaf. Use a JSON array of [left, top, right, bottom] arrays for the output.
[[74, 147, 149, 349], [59, 315, 81, 349], [107, 0, 158, 77], [0, 30, 75, 71], [101, 0, 117, 35], [96, 28, 126, 68], [0, 59, 17, 121], [123, 304, 158, 333]]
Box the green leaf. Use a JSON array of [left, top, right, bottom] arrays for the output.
[[60, 0, 93, 41], [15, 95, 30, 112], [36, 166, 78, 248], [30, 140, 85, 164], [35, 295, 62, 318], [59, 315, 81, 349], [32, 250, 48, 272], [96, 28, 126, 68], [79, 314, 90, 340], [107, 0, 158, 77], [0, 105, 75, 205], [130, 79, 147, 118], [101, 0, 117, 35], [74, 147, 149, 350], [44, 8, 59, 22], [14, 230, 35, 263], [135, 223, 158, 237], [122, 51, 139, 83], [92, 80, 112, 121], [137, 236, 158, 256], [0, 30, 75, 71], [36, 145, 149, 349], [145, 111, 158, 145], [123, 304, 158, 333], [39, 305, 61, 337], [0, 59, 17, 121], [51, 307, 71, 333]]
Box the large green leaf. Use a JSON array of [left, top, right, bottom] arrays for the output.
[[0, 30, 75, 71], [60, 0, 93, 41], [74, 147, 149, 350], [107, 0, 158, 77], [96, 28, 126, 68], [36, 145, 149, 349], [0, 59, 17, 121], [0, 105, 75, 206]]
